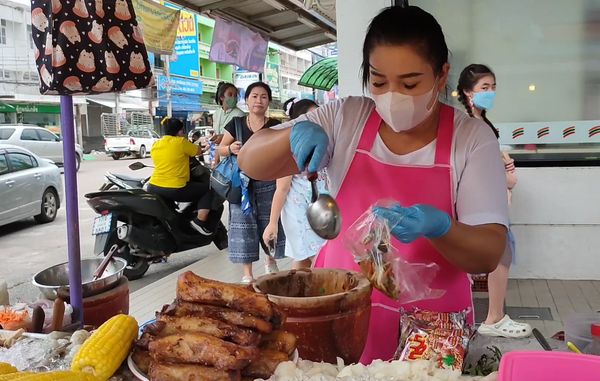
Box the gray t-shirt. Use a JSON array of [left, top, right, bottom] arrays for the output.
[[275, 96, 509, 228]]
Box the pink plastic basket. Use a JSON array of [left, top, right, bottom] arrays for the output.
[[498, 351, 600, 381]]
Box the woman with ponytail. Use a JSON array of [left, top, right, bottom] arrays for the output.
[[457, 64, 531, 339]]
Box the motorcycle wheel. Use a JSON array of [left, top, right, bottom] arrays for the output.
[[115, 245, 150, 280]]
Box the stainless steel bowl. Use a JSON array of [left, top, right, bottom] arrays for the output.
[[32, 257, 127, 300]]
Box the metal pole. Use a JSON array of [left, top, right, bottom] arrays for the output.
[[59, 95, 83, 326], [165, 55, 172, 118], [115, 92, 121, 132]]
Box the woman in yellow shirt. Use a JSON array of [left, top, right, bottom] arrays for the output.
[[148, 118, 215, 235]]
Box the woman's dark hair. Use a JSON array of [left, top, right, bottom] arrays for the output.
[[457, 64, 499, 138], [245, 82, 272, 101], [283, 97, 318, 119], [361, 6, 448, 89], [164, 118, 184, 136], [215, 82, 238, 105]]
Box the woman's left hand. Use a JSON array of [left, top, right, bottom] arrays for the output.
[[262, 222, 278, 248], [374, 204, 452, 243]]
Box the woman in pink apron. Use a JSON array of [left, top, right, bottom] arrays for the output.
[[239, 6, 509, 364]]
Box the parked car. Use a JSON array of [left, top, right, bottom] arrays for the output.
[[0, 125, 84, 171], [104, 128, 159, 160], [0, 144, 63, 227]]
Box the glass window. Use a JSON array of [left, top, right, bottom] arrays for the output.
[[0, 128, 14, 140], [0, 20, 6, 46], [26, 24, 33, 49], [37, 129, 58, 142], [0, 154, 7, 175], [20, 129, 39, 141], [8, 153, 35, 171], [419, 0, 600, 166]]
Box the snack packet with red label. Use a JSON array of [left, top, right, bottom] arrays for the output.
[[344, 202, 445, 303], [395, 308, 472, 371]]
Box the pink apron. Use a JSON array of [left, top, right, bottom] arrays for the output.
[[314, 104, 474, 364]]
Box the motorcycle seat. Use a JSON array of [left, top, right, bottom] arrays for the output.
[[113, 173, 144, 182]]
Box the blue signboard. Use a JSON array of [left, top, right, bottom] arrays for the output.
[[157, 75, 203, 112], [157, 75, 203, 95], [164, 2, 200, 78]]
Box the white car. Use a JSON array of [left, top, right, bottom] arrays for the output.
[[0, 125, 84, 171], [0, 144, 63, 227], [104, 128, 159, 160]]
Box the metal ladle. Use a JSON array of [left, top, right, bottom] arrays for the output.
[[306, 173, 341, 240]]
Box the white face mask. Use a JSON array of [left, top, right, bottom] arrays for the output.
[[371, 82, 439, 132]]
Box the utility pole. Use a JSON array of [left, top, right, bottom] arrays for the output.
[[114, 92, 121, 132], [164, 55, 173, 118]]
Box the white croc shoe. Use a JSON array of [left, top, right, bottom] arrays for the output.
[[478, 315, 532, 338]]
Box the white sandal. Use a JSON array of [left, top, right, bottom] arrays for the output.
[[240, 275, 254, 284], [478, 315, 532, 338]]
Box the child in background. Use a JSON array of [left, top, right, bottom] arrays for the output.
[[262, 98, 328, 269]]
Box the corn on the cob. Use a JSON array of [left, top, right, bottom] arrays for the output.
[[0, 363, 16, 375], [0, 371, 100, 381], [0, 372, 32, 381], [71, 314, 138, 381]]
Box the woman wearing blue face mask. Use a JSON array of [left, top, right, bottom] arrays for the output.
[[238, 6, 509, 363], [457, 64, 498, 136], [457, 64, 532, 339]]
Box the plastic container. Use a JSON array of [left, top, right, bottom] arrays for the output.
[[498, 351, 600, 381], [584, 323, 600, 355], [565, 312, 600, 350]]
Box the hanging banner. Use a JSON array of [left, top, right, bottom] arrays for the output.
[[164, 3, 200, 78], [210, 17, 269, 73], [265, 62, 281, 99], [133, 0, 180, 55]]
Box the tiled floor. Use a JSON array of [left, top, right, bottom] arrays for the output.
[[475, 279, 600, 337], [129, 253, 600, 337]]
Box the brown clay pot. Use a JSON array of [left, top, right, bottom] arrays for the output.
[[254, 268, 371, 364], [82, 277, 129, 328]]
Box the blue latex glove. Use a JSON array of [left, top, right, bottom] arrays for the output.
[[290, 121, 329, 173], [373, 204, 452, 243]]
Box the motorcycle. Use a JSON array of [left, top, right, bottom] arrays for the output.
[[86, 160, 227, 280]]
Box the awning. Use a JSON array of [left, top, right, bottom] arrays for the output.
[[166, 0, 336, 51], [0, 94, 88, 105], [298, 57, 337, 91], [88, 99, 148, 110]]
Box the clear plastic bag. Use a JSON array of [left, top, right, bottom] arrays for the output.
[[344, 202, 445, 304]]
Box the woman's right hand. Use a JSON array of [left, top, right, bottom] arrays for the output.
[[262, 222, 278, 247], [290, 121, 329, 173], [230, 141, 242, 155]]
